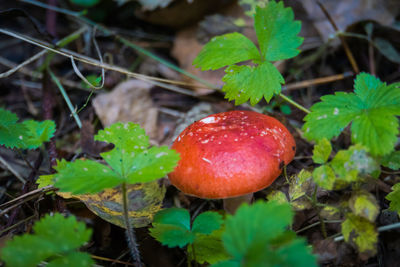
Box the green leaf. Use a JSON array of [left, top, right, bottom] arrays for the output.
[[0, 108, 27, 148], [341, 213, 378, 254], [381, 150, 400, 170], [312, 165, 336, 190], [211, 260, 241, 267], [54, 159, 123, 194], [188, 228, 230, 264], [254, 1, 303, 61], [125, 146, 180, 184], [275, 238, 317, 267], [349, 191, 380, 222], [47, 252, 93, 267], [150, 224, 195, 248], [150, 208, 194, 248], [222, 201, 293, 258], [386, 183, 400, 215], [192, 211, 223, 235], [303, 73, 400, 156], [312, 138, 332, 164], [153, 208, 191, 230], [373, 37, 400, 64], [21, 120, 56, 149], [222, 61, 284, 105], [0, 213, 92, 267], [54, 122, 180, 195], [193, 33, 260, 71]]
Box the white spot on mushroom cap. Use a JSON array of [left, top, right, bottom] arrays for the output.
[[202, 157, 212, 164], [200, 117, 217, 124]]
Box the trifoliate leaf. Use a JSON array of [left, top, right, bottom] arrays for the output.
[[312, 138, 332, 164], [266, 190, 289, 204], [254, 1, 303, 61], [21, 120, 56, 149], [303, 73, 400, 156], [312, 165, 336, 190], [381, 150, 400, 170], [341, 213, 378, 254], [193, 33, 260, 71], [192, 211, 223, 235], [188, 228, 230, 264], [222, 201, 293, 258], [54, 159, 123, 194], [54, 122, 179, 195], [150, 208, 223, 249], [0, 213, 92, 267], [222, 61, 284, 105], [386, 183, 400, 215], [349, 191, 380, 222], [0, 108, 27, 148]]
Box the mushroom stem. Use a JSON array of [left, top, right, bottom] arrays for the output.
[[223, 193, 253, 214]]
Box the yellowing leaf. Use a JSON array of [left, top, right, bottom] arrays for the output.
[[341, 213, 378, 254], [312, 138, 332, 164], [349, 191, 380, 222]]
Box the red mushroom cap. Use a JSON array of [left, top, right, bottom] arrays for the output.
[[168, 110, 296, 199]]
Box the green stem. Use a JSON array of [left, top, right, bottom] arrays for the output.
[[279, 93, 311, 114], [48, 68, 82, 128], [191, 243, 197, 267], [121, 182, 142, 267]]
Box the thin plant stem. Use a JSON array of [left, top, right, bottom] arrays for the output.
[[48, 68, 82, 128], [279, 93, 311, 113], [334, 222, 400, 242], [121, 182, 142, 267]]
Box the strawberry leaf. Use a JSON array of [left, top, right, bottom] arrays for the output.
[[254, 1, 303, 61], [193, 33, 260, 71], [222, 61, 284, 105]]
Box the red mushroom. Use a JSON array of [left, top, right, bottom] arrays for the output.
[[169, 110, 296, 213]]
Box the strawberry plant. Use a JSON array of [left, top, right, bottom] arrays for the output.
[[1, 213, 93, 267]]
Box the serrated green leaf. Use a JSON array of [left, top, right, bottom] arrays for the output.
[[266, 190, 289, 204], [222, 201, 293, 258], [153, 208, 191, 230], [189, 228, 230, 264], [303, 73, 400, 156], [125, 146, 180, 183], [312, 165, 336, 190], [381, 151, 400, 170], [303, 92, 361, 141], [21, 120, 56, 149], [386, 183, 400, 215], [0, 108, 27, 148], [341, 213, 378, 254], [0, 213, 92, 267], [254, 1, 303, 61], [222, 61, 284, 105], [46, 252, 93, 267], [193, 33, 260, 71], [349, 191, 379, 222], [150, 224, 195, 248], [54, 122, 179, 195], [192, 211, 223, 235], [312, 138, 332, 164], [54, 159, 122, 194], [275, 238, 317, 267]]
